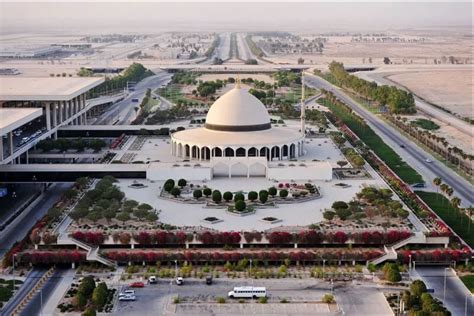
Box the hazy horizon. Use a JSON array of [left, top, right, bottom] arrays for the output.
[[0, 2, 472, 35]]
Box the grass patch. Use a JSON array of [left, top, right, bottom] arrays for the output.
[[412, 118, 440, 130], [415, 191, 474, 247], [460, 275, 474, 293], [319, 98, 423, 184]]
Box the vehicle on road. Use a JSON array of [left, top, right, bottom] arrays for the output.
[[119, 294, 136, 301], [228, 286, 266, 299], [399, 144, 405, 148], [205, 275, 213, 285], [129, 282, 145, 288], [425, 159, 433, 163], [148, 276, 157, 284], [427, 288, 435, 293], [176, 277, 183, 285], [412, 183, 426, 188], [131, 98, 139, 102]]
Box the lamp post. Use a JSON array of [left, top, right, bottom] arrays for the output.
[[408, 255, 412, 270], [174, 260, 178, 278], [12, 254, 16, 292], [443, 267, 449, 303]]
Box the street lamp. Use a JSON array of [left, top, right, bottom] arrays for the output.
[[330, 279, 334, 294], [443, 267, 449, 303], [408, 255, 412, 270], [12, 254, 16, 292], [174, 260, 178, 277]]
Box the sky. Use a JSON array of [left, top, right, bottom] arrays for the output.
[[0, 1, 472, 34]]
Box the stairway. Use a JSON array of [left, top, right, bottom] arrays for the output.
[[57, 235, 116, 267]]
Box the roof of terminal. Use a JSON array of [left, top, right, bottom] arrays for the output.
[[0, 77, 104, 101], [0, 108, 42, 135]]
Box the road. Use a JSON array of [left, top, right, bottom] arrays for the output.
[[304, 73, 474, 207], [18, 269, 66, 316], [1, 268, 48, 316], [411, 267, 472, 316], [94, 72, 172, 125], [0, 183, 69, 258], [236, 32, 252, 61]]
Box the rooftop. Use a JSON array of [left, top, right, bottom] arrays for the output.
[[0, 77, 104, 101], [0, 108, 42, 135]]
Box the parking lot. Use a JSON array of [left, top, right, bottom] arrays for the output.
[[113, 277, 391, 315]]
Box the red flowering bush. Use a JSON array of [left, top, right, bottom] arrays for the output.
[[17, 250, 86, 264], [267, 231, 293, 244], [71, 231, 105, 246]]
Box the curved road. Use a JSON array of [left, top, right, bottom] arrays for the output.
[[304, 74, 473, 206], [94, 72, 172, 125]]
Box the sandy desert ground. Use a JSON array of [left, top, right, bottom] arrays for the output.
[[387, 70, 473, 118]]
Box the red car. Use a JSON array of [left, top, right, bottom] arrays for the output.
[[129, 282, 145, 288]]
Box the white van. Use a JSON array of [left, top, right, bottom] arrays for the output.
[[228, 287, 266, 299]]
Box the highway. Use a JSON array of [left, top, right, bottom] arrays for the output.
[[0, 183, 69, 257], [412, 267, 472, 316], [94, 71, 172, 125], [19, 269, 66, 316], [304, 73, 474, 206], [1, 268, 48, 316]]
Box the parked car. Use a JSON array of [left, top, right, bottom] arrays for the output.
[[176, 277, 183, 285], [425, 159, 433, 163], [119, 294, 136, 301], [205, 276, 213, 285], [129, 282, 145, 288], [148, 276, 157, 284], [119, 289, 135, 296], [131, 98, 139, 102]]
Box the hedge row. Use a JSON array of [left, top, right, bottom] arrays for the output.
[[69, 230, 412, 246], [104, 249, 384, 264]]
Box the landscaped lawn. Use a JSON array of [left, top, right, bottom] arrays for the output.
[[319, 98, 423, 184], [415, 191, 474, 248], [460, 275, 474, 293]]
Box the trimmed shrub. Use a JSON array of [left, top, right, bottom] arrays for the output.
[[193, 189, 202, 199], [235, 200, 246, 212], [234, 193, 245, 202], [279, 189, 288, 198], [248, 191, 258, 201], [223, 191, 233, 202], [212, 190, 222, 203]]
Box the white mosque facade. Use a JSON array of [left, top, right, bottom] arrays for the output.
[[147, 82, 332, 181]]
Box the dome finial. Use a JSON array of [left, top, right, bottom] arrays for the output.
[[235, 75, 241, 89]]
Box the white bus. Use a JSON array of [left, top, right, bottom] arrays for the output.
[[228, 286, 266, 299]]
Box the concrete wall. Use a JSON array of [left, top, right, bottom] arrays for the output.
[[147, 163, 212, 181], [267, 161, 332, 181]]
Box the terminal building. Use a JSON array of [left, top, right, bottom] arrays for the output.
[[0, 77, 104, 164]]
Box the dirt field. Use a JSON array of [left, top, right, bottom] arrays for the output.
[[387, 70, 473, 118], [403, 114, 473, 155]]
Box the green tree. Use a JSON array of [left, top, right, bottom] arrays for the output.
[[410, 280, 427, 299], [323, 211, 335, 221], [234, 192, 245, 202], [75, 292, 87, 309], [102, 207, 116, 223], [78, 276, 95, 297], [92, 282, 108, 310], [86, 211, 102, 223], [335, 208, 351, 220], [248, 191, 258, 201], [171, 187, 181, 197], [268, 187, 277, 197], [145, 212, 158, 222], [88, 139, 106, 152], [133, 208, 148, 220], [235, 200, 246, 212], [279, 189, 289, 198], [332, 201, 349, 209], [193, 189, 202, 199], [212, 190, 222, 203], [47, 207, 62, 220], [259, 190, 268, 203], [164, 182, 174, 192], [223, 191, 233, 202], [203, 188, 212, 197], [138, 203, 153, 211], [116, 211, 130, 224], [177, 179, 187, 188], [81, 308, 96, 316]]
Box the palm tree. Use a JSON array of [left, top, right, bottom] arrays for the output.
[[432, 177, 442, 201]]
